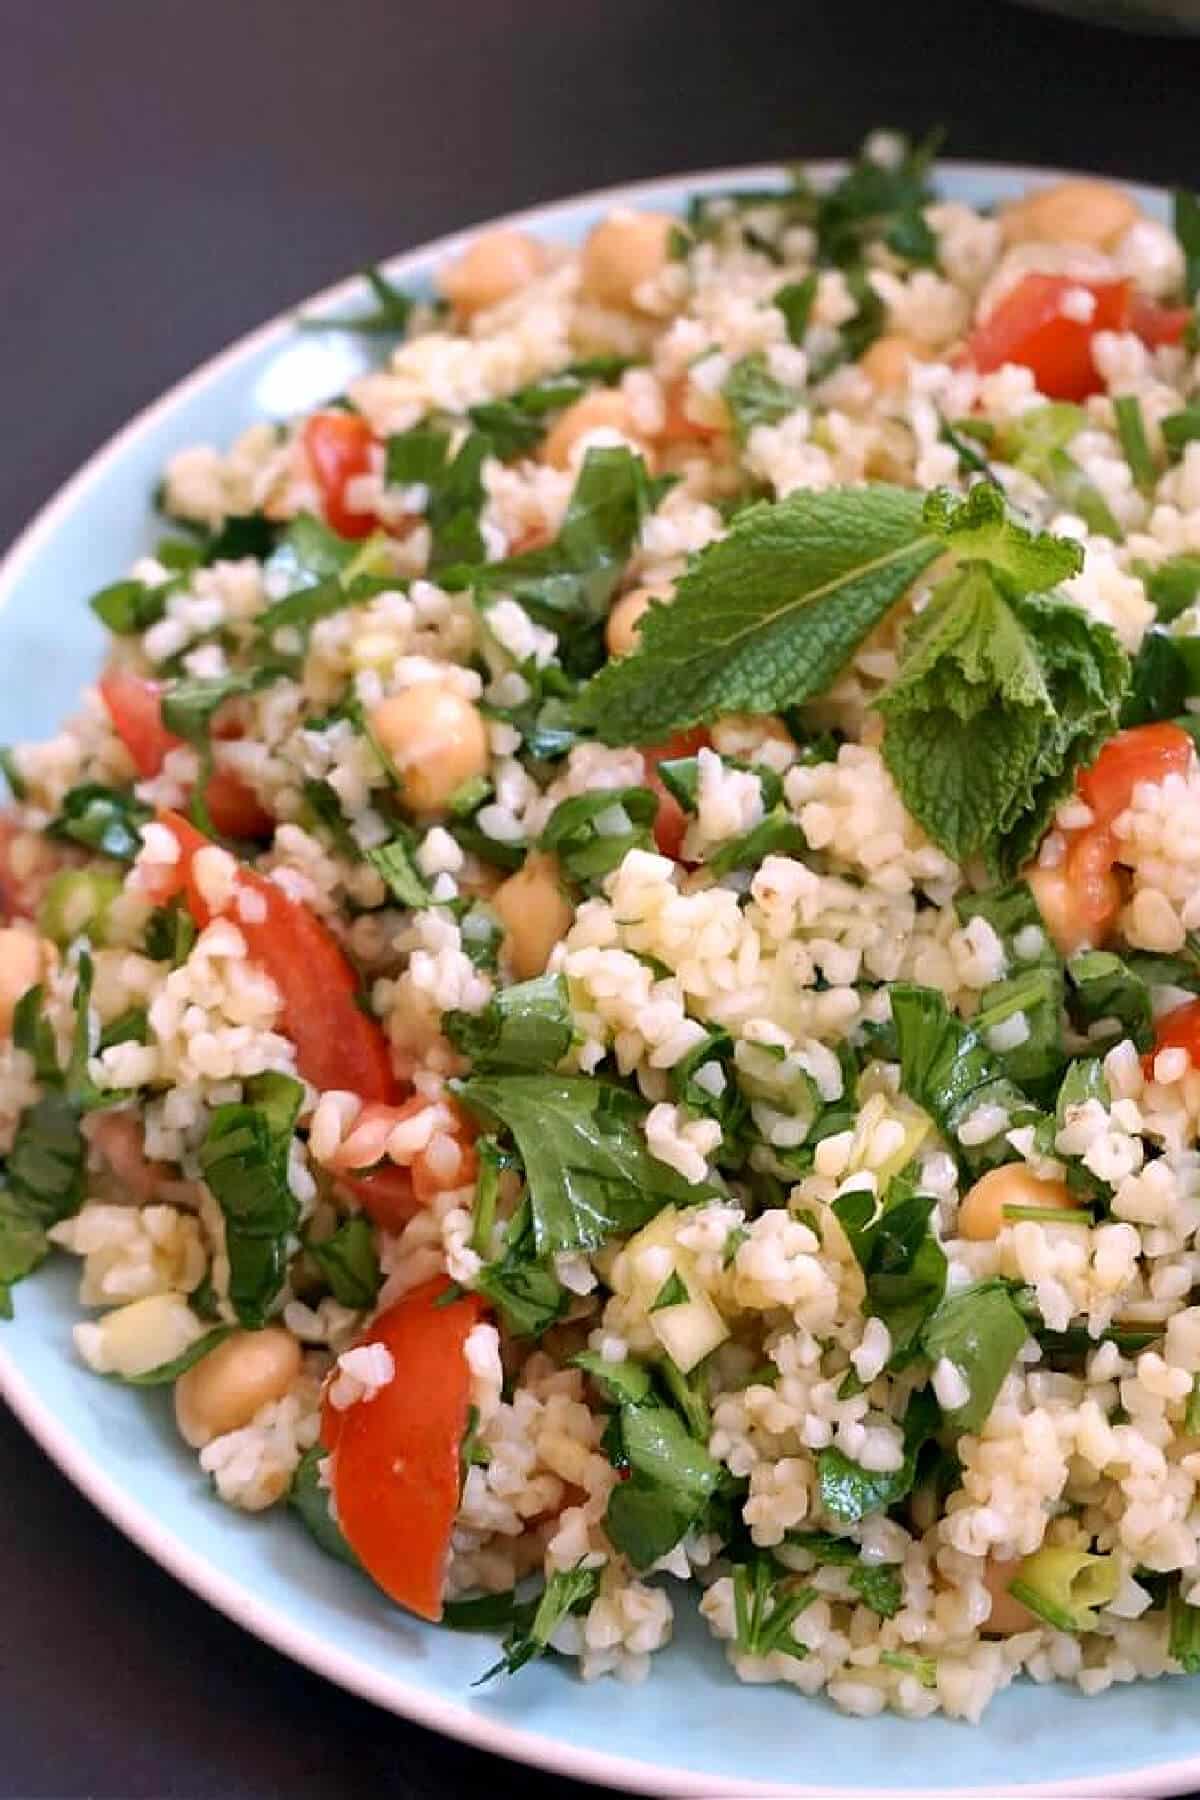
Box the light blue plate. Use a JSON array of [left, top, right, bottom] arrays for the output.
[[1, 162, 1196, 1797]]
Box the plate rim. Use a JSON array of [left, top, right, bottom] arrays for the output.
[[1, 154, 1196, 1800]]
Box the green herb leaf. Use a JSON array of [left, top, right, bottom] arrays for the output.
[[199, 1072, 305, 1327], [467, 358, 634, 459], [880, 559, 1127, 878], [723, 354, 800, 444], [124, 1324, 234, 1385], [1067, 949, 1153, 1053], [143, 903, 197, 966], [299, 264, 414, 336], [445, 973, 573, 1074], [90, 577, 171, 635], [538, 786, 657, 882], [605, 1395, 724, 1569], [924, 481, 1083, 590], [48, 784, 150, 863], [161, 669, 272, 745], [1114, 394, 1157, 496], [385, 424, 491, 569], [457, 1074, 717, 1256], [1120, 630, 1194, 728], [973, 962, 1066, 1097], [477, 1564, 600, 1682], [1141, 554, 1200, 622], [1163, 408, 1200, 460], [817, 1389, 937, 1524], [703, 806, 806, 879], [363, 832, 433, 909], [832, 1187, 947, 1363], [773, 274, 818, 345], [920, 1279, 1028, 1432], [890, 983, 1039, 1175], [575, 484, 940, 744], [732, 1556, 815, 1660], [474, 1194, 569, 1338], [850, 1562, 904, 1617], [289, 1446, 361, 1566], [307, 1217, 381, 1309], [445, 446, 661, 675]]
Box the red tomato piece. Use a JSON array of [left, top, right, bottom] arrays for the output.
[[1148, 997, 1200, 1074], [1076, 723, 1193, 829], [336, 1164, 422, 1232], [99, 670, 181, 778], [155, 811, 398, 1101], [100, 671, 272, 839], [1129, 295, 1193, 349], [303, 411, 378, 540], [966, 275, 1132, 402], [321, 1277, 487, 1619], [1062, 825, 1123, 943], [642, 726, 712, 860]]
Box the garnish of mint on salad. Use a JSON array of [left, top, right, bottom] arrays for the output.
[[8, 129, 1200, 1714]]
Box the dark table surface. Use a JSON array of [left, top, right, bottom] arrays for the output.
[[4, 2, 1200, 1794]]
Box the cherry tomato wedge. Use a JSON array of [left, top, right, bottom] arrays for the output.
[[1129, 295, 1193, 349], [321, 1277, 487, 1620], [642, 726, 712, 860], [1076, 723, 1193, 828], [1147, 997, 1200, 1075], [153, 811, 398, 1101], [303, 412, 378, 540], [99, 671, 273, 839], [966, 275, 1132, 402], [99, 671, 180, 779], [336, 1164, 421, 1232]]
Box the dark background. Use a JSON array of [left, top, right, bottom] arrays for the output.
[[3, 1, 1200, 1794]]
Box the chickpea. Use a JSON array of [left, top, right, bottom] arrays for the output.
[[958, 1165, 1075, 1241], [859, 334, 932, 392], [541, 389, 646, 471], [437, 228, 547, 317], [370, 684, 489, 816], [606, 584, 671, 659], [580, 210, 674, 311], [492, 851, 573, 980], [1001, 179, 1139, 252], [981, 1557, 1038, 1636], [1026, 862, 1120, 959], [174, 1327, 302, 1449], [0, 926, 45, 1038]]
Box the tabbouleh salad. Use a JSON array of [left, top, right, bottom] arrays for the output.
[[8, 134, 1200, 1720]]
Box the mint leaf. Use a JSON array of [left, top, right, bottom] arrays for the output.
[[924, 482, 1082, 591], [457, 1074, 716, 1255], [575, 485, 939, 744], [879, 557, 1128, 877]]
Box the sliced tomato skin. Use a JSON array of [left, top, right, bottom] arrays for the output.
[[155, 811, 398, 1102], [1148, 997, 1200, 1074], [99, 671, 180, 778], [642, 726, 712, 860], [1129, 295, 1193, 349], [303, 412, 378, 540], [99, 671, 272, 839], [320, 1277, 487, 1620], [1076, 723, 1193, 828], [336, 1164, 421, 1231], [966, 275, 1131, 401]]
